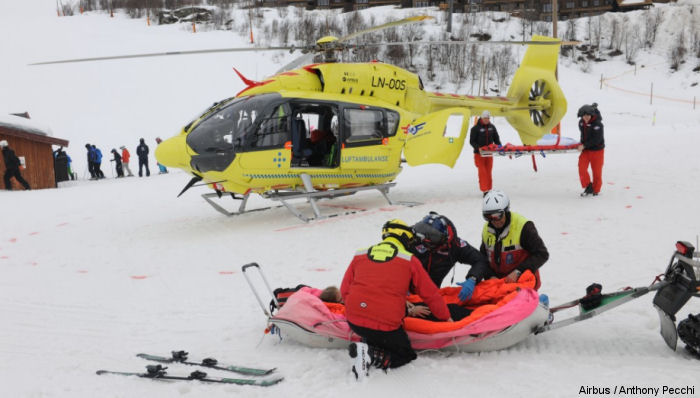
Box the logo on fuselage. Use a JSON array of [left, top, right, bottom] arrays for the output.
[[406, 122, 426, 135]]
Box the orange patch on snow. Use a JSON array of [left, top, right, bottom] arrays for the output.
[[77, 270, 89, 273], [625, 205, 633, 208], [130, 275, 148, 280], [218, 271, 235, 275]]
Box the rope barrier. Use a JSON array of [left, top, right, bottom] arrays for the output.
[[601, 63, 696, 106]]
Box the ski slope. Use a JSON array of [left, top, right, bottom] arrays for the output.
[[1, 2, 699, 397]]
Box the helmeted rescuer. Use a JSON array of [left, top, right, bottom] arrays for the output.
[[341, 219, 451, 374], [1, 140, 31, 190], [469, 110, 501, 194], [469, 190, 549, 290], [577, 103, 605, 196], [411, 212, 489, 302]]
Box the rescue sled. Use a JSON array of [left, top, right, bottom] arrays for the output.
[[242, 263, 550, 353], [479, 134, 580, 158], [242, 241, 700, 356]]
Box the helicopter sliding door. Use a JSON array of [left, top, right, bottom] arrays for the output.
[[339, 106, 400, 172], [288, 102, 340, 169]]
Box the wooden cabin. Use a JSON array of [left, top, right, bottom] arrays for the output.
[[0, 118, 69, 190]]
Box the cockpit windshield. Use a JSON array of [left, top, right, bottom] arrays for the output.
[[187, 93, 281, 155]]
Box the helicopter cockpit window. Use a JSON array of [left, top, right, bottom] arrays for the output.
[[187, 94, 278, 155], [343, 108, 384, 143]]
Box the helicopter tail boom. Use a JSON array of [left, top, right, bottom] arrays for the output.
[[421, 36, 566, 146]]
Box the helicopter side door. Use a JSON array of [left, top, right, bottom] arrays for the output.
[[235, 100, 292, 168], [339, 106, 400, 171], [403, 108, 470, 168]]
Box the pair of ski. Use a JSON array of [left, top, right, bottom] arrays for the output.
[[97, 351, 283, 387]]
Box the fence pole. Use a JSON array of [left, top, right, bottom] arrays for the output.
[[600, 74, 603, 89], [650, 82, 653, 105]]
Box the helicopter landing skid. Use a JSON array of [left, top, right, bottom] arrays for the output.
[[201, 174, 418, 222]]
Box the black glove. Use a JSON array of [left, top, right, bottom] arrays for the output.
[[580, 283, 603, 311]]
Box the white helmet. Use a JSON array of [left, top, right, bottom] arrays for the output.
[[0, 140, 8, 147], [483, 190, 510, 215]]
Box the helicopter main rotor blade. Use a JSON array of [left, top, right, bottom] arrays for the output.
[[276, 53, 316, 74], [338, 15, 434, 43], [30, 45, 299, 66], [367, 39, 580, 48]]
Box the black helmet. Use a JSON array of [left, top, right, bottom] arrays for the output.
[[413, 211, 457, 249], [577, 104, 596, 118]]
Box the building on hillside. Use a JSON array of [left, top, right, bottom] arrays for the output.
[[0, 114, 69, 190]]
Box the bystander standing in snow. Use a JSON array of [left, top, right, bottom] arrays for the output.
[[577, 103, 605, 196], [155, 137, 168, 174], [110, 149, 124, 178], [85, 143, 96, 179], [91, 145, 105, 179], [120, 146, 133, 177], [469, 110, 501, 195], [1, 140, 30, 190], [136, 138, 150, 177]]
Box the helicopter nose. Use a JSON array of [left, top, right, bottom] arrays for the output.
[[155, 134, 191, 169]]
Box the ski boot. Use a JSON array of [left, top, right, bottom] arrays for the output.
[[580, 183, 593, 197], [678, 313, 700, 358], [348, 342, 370, 381]]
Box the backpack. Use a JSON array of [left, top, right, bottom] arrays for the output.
[[269, 284, 308, 314]]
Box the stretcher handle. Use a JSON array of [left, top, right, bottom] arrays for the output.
[[241, 262, 279, 318]]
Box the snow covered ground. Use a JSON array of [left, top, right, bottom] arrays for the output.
[[1, 1, 699, 397]]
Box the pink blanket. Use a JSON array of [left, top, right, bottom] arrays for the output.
[[272, 287, 539, 349]]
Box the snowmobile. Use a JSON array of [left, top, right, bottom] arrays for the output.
[[242, 240, 700, 355]]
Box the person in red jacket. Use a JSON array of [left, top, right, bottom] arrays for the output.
[[577, 103, 605, 196], [341, 219, 451, 378], [120, 146, 134, 177], [469, 110, 501, 194]]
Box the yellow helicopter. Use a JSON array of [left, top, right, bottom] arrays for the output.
[[35, 16, 567, 221]]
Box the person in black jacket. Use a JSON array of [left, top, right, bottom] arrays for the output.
[[136, 138, 150, 177], [577, 103, 605, 196], [1, 140, 30, 190], [411, 212, 489, 304], [469, 110, 501, 194], [110, 149, 124, 178]]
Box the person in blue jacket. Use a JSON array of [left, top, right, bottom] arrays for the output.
[[91, 145, 105, 179]]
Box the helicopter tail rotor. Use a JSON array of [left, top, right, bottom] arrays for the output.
[[504, 36, 567, 145]]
